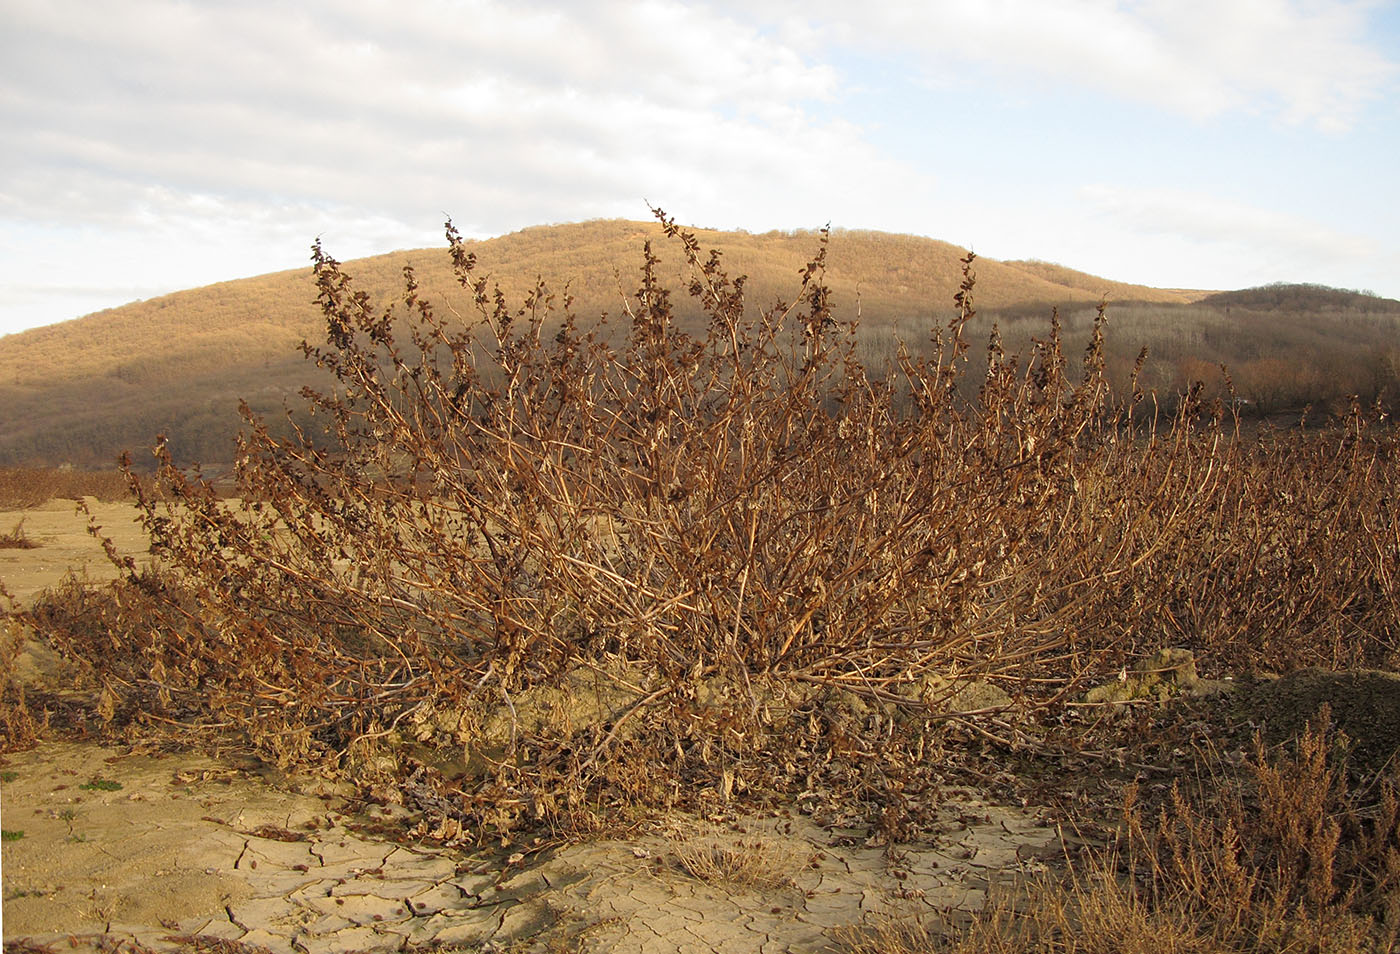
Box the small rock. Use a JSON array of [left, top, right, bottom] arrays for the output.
[[921, 675, 1012, 714], [1084, 648, 1200, 704]]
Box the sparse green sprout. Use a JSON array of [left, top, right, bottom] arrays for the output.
[[1, 829, 24, 841], [79, 779, 122, 792]]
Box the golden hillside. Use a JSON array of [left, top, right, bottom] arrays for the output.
[[0, 218, 1213, 467]]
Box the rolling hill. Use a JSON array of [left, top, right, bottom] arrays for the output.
[[2, 218, 1394, 469]]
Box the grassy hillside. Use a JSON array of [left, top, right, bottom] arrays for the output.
[[1, 218, 1394, 468]]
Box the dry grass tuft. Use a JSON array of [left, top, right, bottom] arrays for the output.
[[846, 871, 1232, 954], [670, 825, 802, 890]]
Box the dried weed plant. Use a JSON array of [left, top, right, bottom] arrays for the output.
[[849, 714, 1400, 953], [1118, 711, 1400, 952], [6, 209, 1399, 839]]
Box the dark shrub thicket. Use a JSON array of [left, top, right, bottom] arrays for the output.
[[9, 211, 1398, 838], [0, 467, 136, 509]]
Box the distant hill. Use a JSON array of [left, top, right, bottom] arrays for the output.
[[1200, 283, 1400, 313], [1000, 259, 1204, 304], [6, 218, 1392, 469]]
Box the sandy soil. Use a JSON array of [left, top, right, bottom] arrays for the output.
[[0, 498, 152, 608], [1, 739, 1067, 953]]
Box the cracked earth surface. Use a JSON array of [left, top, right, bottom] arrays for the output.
[[2, 741, 1064, 953]]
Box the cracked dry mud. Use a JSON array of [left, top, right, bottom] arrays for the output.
[[1, 741, 1063, 953]]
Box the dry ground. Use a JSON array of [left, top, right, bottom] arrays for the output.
[[1, 739, 1070, 953], [0, 498, 152, 607]]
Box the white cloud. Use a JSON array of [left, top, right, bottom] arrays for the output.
[[0, 0, 927, 332], [1079, 182, 1380, 268], [727, 0, 1397, 129], [1, 0, 1396, 334]]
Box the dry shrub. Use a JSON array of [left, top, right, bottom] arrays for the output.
[[0, 519, 38, 549], [0, 467, 135, 509], [23, 568, 226, 745], [1, 603, 47, 750], [14, 210, 1399, 839]]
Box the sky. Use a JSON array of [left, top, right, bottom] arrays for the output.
[[2, 0, 1398, 337]]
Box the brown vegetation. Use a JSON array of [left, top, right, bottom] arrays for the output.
[[7, 211, 1394, 839], [4, 212, 1400, 949], [1, 612, 47, 750], [975, 298, 1400, 417], [0, 467, 136, 509], [670, 824, 803, 890], [0, 219, 1207, 469], [5, 220, 1396, 472], [1202, 282, 1400, 312], [0, 519, 37, 549]]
